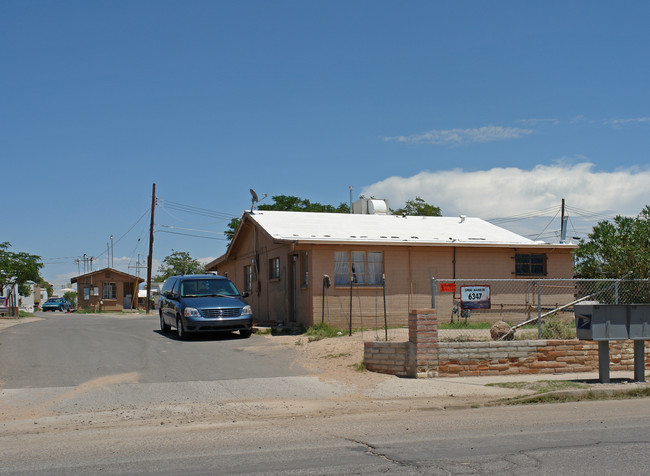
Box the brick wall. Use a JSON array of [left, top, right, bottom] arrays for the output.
[[364, 309, 439, 378], [438, 340, 650, 377], [408, 309, 438, 377], [363, 341, 411, 377], [363, 307, 650, 378]]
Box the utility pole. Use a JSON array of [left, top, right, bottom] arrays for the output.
[[128, 254, 147, 309], [560, 199, 566, 243], [146, 183, 156, 314]]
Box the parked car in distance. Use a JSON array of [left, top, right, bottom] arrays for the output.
[[159, 274, 253, 339], [42, 297, 72, 312], [0, 296, 9, 316]]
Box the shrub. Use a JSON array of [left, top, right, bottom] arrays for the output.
[[304, 322, 346, 342]]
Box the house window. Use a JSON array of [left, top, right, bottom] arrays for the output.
[[334, 251, 383, 285], [102, 282, 117, 300], [515, 253, 547, 276], [334, 251, 350, 285], [244, 265, 253, 292], [269, 258, 280, 280], [301, 252, 309, 287]]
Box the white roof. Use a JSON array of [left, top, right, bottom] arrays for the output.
[[247, 211, 559, 247]]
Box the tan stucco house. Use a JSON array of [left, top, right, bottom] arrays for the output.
[[206, 209, 576, 328], [71, 267, 144, 312]]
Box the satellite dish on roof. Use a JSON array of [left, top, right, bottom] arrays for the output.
[[249, 189, 266, 211]]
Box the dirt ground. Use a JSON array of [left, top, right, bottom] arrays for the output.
[[257, 327, 411, 389]]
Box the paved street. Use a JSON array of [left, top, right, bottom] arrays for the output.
[[2, 314, 650, 474], [0, 312, 307, 388], [2, 397, 650, 474]]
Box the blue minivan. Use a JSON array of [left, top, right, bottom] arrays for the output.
[[159, 274, 253, 339]]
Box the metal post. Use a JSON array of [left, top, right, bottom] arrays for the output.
[[431, 277, 436, 309], [634, 340, 646, 383], [349, 279, 353, 336], [614, 280, 620, 304], [598, 341, 610, 383], [382, 274, 388, 341], [537, 280, 542, 339]]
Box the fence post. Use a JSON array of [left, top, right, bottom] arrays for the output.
[[537, 280, 542, 339], [615, 279, 620, 304], [431, 277, 436, 309]]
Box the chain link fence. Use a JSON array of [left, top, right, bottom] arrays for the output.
[[431, 278, 650, 341]]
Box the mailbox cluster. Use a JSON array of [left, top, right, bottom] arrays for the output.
[[574, 303, 650, 341], [573, 303, 650, 383]]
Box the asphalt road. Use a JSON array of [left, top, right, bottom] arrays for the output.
[[2, 313, 650, 474], [2, 398, 650, 474], [0, 312, 307, 389]]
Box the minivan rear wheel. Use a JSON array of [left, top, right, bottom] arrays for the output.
[[176, 317, 186, 340], [160, 313, 171, 332]]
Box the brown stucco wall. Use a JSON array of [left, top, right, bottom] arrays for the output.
[[215, 219, 575, 329], [74, 270, 141, 312]]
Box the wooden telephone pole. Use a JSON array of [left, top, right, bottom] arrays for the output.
[[146, 183, 156, 314]]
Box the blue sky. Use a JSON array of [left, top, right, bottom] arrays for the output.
[[3, 1, 649, 288]]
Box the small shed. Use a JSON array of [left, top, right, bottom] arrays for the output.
[[71, 268, 144, 312]]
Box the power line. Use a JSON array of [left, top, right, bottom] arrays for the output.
[[487, 206, 560, 224], [156, 224, 226, 235], [157, 198, 237, 220], [91, 207, 151, 261], [155, 230, 228, 241]]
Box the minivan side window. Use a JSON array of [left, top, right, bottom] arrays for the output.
[[161, 278, 176, 297]]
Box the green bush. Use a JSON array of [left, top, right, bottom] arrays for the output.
[[304, 322, 346, 342]]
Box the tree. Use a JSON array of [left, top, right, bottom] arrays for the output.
[[63, 291, 77, 308], [0, 242, 43, 297], [258, 195, 350, 213], [225, 195, 350, 243], [154, 250, 206, 281], [574, 206, 650, 279], [392, 197, 442, 217]]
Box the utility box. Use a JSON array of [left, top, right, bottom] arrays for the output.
[[628, 304, 650, 340], [574, 304, 629, 341]]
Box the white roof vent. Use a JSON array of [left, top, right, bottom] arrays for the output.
[[368, 199, 388, 215], [352, 198, 390, 215], [459, 215, 466, 223]]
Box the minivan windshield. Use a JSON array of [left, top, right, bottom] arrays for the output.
[[179, 279, 240, 298]]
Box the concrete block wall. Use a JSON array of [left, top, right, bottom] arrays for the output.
[[363, 341, 410, 377], [363, 307, 650, 378], [438, 340, 650, 377], [364, 309, 438, 378]]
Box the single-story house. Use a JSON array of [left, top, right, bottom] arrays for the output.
[[206, 207, 576, 328], [71, 268, 144, 312], [18, 281, 48, 312]]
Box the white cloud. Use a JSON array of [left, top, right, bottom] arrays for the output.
[[605, 117, 650, 126], [383, 125, 533, 146], [362, 162, 650, 221], [516, 118, 559, 126]]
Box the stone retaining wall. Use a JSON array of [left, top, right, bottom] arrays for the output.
[[363, 341, 410, 377], [438, 340, 650, 377], [363, 308, 650, 378]]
